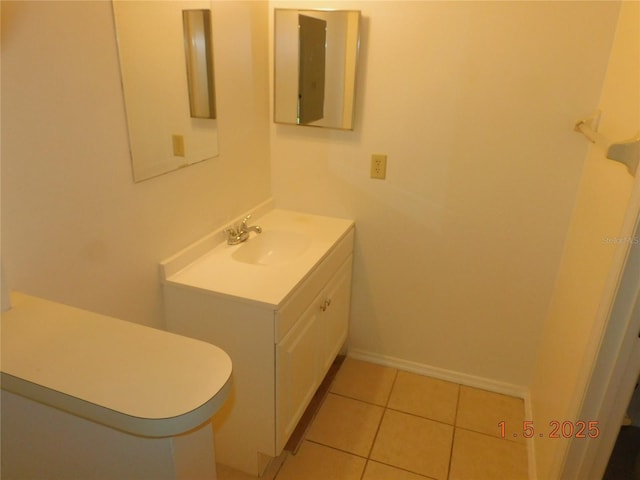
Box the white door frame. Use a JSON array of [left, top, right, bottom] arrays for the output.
[[562, 207, 640, 479]]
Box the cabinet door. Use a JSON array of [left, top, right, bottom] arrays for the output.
[[319, 257, 353, 376], [275, 301, 322, 453]]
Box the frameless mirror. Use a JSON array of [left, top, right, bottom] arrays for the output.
[[112, 1, 219, 182], [274, 9, 360, 130]]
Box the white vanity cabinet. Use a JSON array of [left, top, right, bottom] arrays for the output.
[[161, 208, 354, 476], [275, 256, 352, 452]]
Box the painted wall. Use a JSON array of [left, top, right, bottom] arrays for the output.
[[112, 0, 219, 181], [1, 0, 271, 328], [1, 0, 629, 412], [269, 1, 621, 389], [530, 2, 640, 478]]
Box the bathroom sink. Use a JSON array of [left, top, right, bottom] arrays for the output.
[[161, 206, 355, 307], [232, 230, 311, 266]]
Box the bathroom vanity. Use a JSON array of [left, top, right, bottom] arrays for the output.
[[161, 206, 354, 475]]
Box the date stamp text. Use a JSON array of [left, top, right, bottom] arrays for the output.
[[498, 420, 600, 439]]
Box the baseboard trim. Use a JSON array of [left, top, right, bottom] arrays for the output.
[[347, 348, 537, 480], [348, 349, 527, 397]]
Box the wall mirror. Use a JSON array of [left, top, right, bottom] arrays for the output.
[[274, 9, 360, 130], [112, 1, 219, 182]]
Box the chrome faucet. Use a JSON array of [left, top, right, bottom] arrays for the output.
[[225, 215, 262, 245]]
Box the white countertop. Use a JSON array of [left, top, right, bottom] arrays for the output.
[[1, 292, 232, 437], [162, 209, 354, 308]]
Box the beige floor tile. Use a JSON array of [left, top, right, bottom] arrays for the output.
[[330, 357, 397, 406], [305, 393, 384, 457], [456, 385, 526, 443], [449, 428, 528, 480], [363, 461, 433, 480], [216, 463, 257, 480], [217, 455, 284, 480], [370, 409, 453, 480], [388, 370, 459, 424], [275, 441, 366, 480]]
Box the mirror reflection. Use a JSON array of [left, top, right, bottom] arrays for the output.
[[112, 1, 219, 182], [183, 9, 216, 119], [274, 9, 360, 130]]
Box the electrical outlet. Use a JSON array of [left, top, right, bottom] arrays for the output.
[[370, 154, 387, 179], [172, 134, 185, 157]]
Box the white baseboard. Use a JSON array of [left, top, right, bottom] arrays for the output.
[[346, 348, 537, 480], [347, 348, 528, 397]]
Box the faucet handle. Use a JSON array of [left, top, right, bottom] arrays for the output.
[[241, 215, 252, 227]]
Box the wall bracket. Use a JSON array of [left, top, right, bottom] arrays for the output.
[[575, 111, 640, 176]]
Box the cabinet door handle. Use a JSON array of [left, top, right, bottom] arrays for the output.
[[320, 298, 332, 312]]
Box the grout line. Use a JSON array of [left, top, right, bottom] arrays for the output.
[[359, 458, 369, 480], [364, 368, 399, 460], [271, 359, 528, 480], [384, 367, 399, 408], [304, 440, 439, 480], [363, 368, 399, 479], [366, 459, 439, 480], [331, 389, 499, 435], [305, 438, 370, 460], [330, 391, 388, 409], [384, 405, 456, 427], [446, 385, 463, 480], [453, 384, 462, 426], [454, 425, 530, 445]]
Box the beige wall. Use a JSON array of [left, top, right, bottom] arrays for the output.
[[531, 2, 640, 478], [2, 0, 634, 423], [1, 0, 271, 328], [269, 0, 621, 388], [112, 0, 219, 181]]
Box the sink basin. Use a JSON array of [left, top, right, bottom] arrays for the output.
[[161, 207, 356, 307], [232, 230, 312, 266]]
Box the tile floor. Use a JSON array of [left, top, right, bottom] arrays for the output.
[[218, 358, 529, 480]]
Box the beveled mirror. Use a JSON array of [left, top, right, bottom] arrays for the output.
[[112, 1, 219, 182], [274, 9, 360, 130]]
